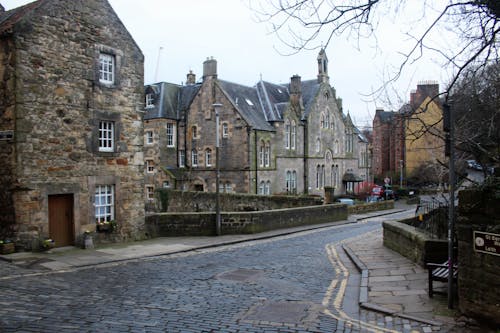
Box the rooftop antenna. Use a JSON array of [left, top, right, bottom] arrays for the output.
[[154, 46, 163, 82]]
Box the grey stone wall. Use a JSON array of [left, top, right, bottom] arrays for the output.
[[146, 203, 348, 237], [383, 220, 448, 266], [154, 189, 323, 213], [457, 182, 500, 326]]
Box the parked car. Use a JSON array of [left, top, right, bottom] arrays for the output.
[[336, 198, 355, 206], [370, 185, 395, 200], [466, 160, 482, 171]]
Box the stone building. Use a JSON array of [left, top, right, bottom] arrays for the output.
[[144, 50, 370, 199], [0, 0, 145, 249]]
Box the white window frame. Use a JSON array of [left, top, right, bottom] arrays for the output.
[[95, 185, 115, 223], [285, 121, 291, 149], [205, 148, 212, 167], [191, 149, 198, 167], [259, 143, 265, 167], [145, 93, 154, 108], [264, 143, 270, 167], [99, 53, 115, 85], [265, 181, 271, 195], [145, 131, 154, 145], [98, 121, 114, 152], [259, 181, 265, 195], [222, 123, 229, 138], [291, 122, 296, 150], [166, 123, 176, 147]]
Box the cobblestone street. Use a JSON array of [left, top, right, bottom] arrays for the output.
[[1, 220, 457, 332]]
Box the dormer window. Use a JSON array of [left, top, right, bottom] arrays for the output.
[[145, 93, 155, 108]]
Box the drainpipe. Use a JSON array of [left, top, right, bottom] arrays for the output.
[[254, 129, 258, 194]]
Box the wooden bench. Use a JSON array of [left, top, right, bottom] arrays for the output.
[[427, 261, 458, 297]]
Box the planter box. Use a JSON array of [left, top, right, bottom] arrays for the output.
[[0, 243, 15, 255]]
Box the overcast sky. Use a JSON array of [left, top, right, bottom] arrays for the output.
[[2, 0, 449, 128]]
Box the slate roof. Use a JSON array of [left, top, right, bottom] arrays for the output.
[[144, 73, 366, 135], [0, 1, 45, 35], [144, 82, 201, 121]]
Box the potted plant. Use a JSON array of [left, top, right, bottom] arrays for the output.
[[41, 238, 55, 251], [0, 239, 15, 255], [96, 220, 116, 232]]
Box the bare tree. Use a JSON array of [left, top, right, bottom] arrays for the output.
[[451, 62, 500, 167], [250, 0, 500, 95]]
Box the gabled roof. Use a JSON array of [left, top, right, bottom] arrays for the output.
[[144, 82, 201, 121], [218, 80, 275, 131], [299, 79, 321, 119], [256, 80, 288, 121]]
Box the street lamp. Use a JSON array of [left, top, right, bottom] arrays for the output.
[[213, 103, 222, 236]]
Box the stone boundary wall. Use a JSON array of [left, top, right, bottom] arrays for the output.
[[153, 189, 323, 213], [383, 220, 448, 266], [348, 200, 394, 214], [146, 204, 348, 237], [457, 185, 500, 326]]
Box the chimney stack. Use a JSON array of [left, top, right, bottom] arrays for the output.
[[186, 70, 196, 85], [203, 57, 217, 81], [290, 75, 302, 95]]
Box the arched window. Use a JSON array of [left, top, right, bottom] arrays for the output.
[[259, 181, 265, 195], [316, 165, 321, 189], [334, 140, 339, 155], [291, 121, 297, 150], [264, 142, 271, 167], [316, 138, 321, 153], [286, 171, 292, 193], [320, 114, 325, 128], [259, 140, 265, 167], [205, 148, 212, 167], [325, 113, 330, 129], [265, 181, 271, 195], [222, 123, 229, 138], [285, 120, 291, 149], [292, 171, 297, 193]]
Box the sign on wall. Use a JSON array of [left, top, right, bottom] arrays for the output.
[[474, 231, 500, 256]]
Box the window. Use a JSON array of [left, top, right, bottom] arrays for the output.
[[286, 171, 297, 194], [146, 186, 154, 201], [224, 183, 233, 193], [265, 181, 271, 195], [145, 131, 153, 145], [145, 93, 155, 108], [205, 148, 212, 167], [259, 181, 265, 195], [316, 138, 321, 153], [179, 150, 185, 168], [285, 121, 291, 149], [264, 143, 270, 167], [98, 121, 114, 152], [316, 165, 325, 189], [191, 149, 198, 167], [95, 185, 114, 223], [163, 181, 170, 188], [192, 126, 198, 139], [286, 171, 292, 193], [325, 113, 330, 129], [222, 123, 229, 138], [146, 160, 154, 173], [99, 53, 115, 84], [291, 121, 296, 150], [320, 114, 325, 128], [346, 130, 353, 153], [259, 142, 265, 167], [166, 123, 175, 147]]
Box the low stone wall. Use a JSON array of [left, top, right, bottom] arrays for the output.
[[457, 184, 500, 326], [154, 189, 323, 213], [348, 200, 394, 214], [146, 203, 348, 237], [383, 220, 448, 266]]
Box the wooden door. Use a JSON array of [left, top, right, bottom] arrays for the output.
[[48, 194, 74, 247]]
